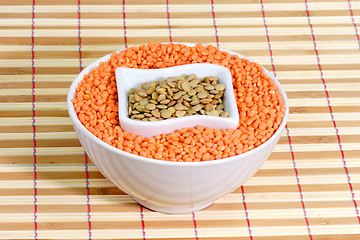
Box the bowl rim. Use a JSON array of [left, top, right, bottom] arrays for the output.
[[67, 42, 289, 167]]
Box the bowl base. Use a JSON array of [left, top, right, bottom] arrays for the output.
[[133, 197, 214, 214]]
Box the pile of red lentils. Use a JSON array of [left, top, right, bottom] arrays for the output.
[[72, 43, 285, 162]]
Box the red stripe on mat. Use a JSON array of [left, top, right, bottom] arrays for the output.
[[166, 0, 173, 43], [347, 0, 360, 49], [122, 0, 128, 48], [304, 0, 360, 224], [77, 1, 93, 239], [31, 0, 38, 239], [260, 1, 314, 238], [241, 186, 253, 240], [140, 205, 146, 240], [210, 0, 219, 47]]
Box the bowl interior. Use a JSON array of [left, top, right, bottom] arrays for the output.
[[67, 42, 289, 167]]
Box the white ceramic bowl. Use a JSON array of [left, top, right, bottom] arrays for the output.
[[115, 63, 239, 138], [67, 43, 289, 214]]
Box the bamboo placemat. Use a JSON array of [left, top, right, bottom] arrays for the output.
[[1, 0, 360, 239]]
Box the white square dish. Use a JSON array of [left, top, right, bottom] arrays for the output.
[[115, 63, 239, 138]]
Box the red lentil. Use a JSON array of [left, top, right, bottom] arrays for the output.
[[73, 42, 285, 162]]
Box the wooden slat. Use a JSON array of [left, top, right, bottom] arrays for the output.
[[0, 2, 359, 13], [1, 16, 358, 28], [0, 27, 358, 37]]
